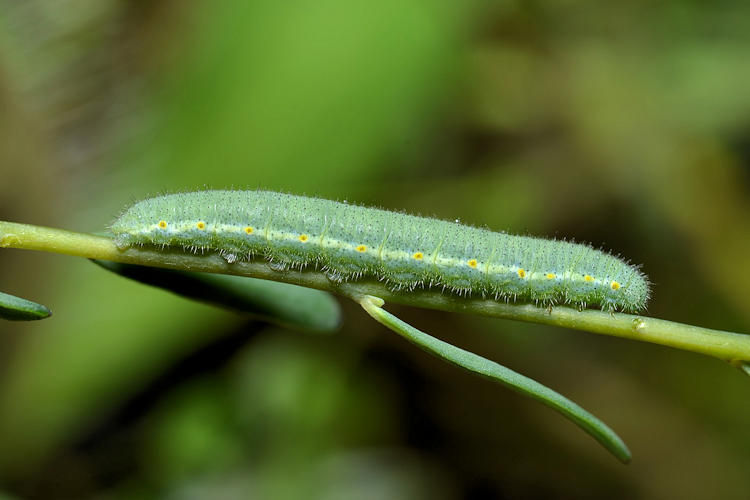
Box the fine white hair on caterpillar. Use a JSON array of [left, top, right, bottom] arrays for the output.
[[111, 190, 650, 312]]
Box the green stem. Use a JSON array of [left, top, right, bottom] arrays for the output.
[[2, 220, 749, 363]]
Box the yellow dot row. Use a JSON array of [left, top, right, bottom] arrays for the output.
[[156, 221, 621, 290], [158, 220, 255, 234]]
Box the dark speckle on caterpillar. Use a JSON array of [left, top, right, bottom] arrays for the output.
[[111, 190, 650, 312]]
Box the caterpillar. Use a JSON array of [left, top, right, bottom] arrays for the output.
[[111, 190, 650, 312]]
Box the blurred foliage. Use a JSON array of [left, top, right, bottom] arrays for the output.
[[1, 0, 749, 498]]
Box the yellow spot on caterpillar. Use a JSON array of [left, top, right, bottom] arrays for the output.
[[517, 268, 526, 278], [299, 234, 309, 242], [245, 226, 254, 234], [356, 245, 367, 253], [546, 273, 556, 279], [611, 281, 621, 290], [158, 220, 167, 229], [413, 252, 424, 260], [468, 259, 478, 268], [196, 221, 206, 230], [584, 275, 594, 282]]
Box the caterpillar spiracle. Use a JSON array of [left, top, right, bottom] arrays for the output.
[[111, 190, 650, 312]]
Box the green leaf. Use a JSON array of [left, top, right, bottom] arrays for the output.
[[359, 295, 631, 463], [0, 291, 51, 321], [92, 260, 341, 334]]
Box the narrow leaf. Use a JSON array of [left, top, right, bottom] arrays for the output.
[[359, 295, 631, 463], [92, 260, 341, 333], [0, 291, 51, 321]]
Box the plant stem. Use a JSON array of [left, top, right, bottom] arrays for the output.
[[3, 220, 749, 363]]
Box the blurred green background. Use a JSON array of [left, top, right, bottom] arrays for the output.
[[1, 1, 750, 498]]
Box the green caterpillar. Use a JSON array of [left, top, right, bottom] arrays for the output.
[[111, 190, 650, 312]]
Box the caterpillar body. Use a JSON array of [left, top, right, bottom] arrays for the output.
[[111, 190, 650, 312]]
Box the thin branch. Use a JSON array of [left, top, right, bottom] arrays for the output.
[[2, 220, 750, 363]]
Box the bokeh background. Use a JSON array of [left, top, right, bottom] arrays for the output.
[[1, 1, 750, 498]]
